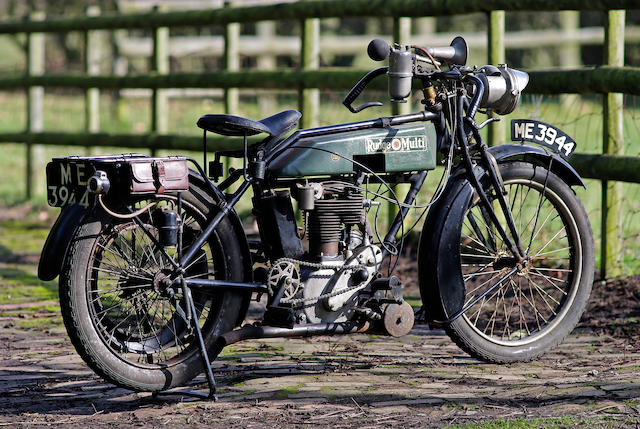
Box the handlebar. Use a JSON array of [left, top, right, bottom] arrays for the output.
[[342, 37, 528, 118], [366, 37, 468, 67], [464, 75, 485, 119]]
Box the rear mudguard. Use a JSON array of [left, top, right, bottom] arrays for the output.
[[38, 203, 87, 281], [37, 171, 253, 326], [418, 143, 584, 323]]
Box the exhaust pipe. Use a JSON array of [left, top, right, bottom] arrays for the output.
[[218, 321, 371, 348]]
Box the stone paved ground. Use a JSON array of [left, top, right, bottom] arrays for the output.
[[1, 304, 640, 428], [1, 208, 640, 427]]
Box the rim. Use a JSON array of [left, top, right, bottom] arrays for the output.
[[459, 177, 583, 347], [85, 196, 223, 369]]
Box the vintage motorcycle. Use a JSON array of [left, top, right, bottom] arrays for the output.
[[39, 37, 594, 398]]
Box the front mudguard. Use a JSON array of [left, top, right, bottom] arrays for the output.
[[488, 143, 584, 188], [37, 171, 253, 327], [418, 143, 584, 323]]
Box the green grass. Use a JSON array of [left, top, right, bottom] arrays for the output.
[[0, 218, 53, 253], [274, 384, 304, 399], [0, 36, 25, 74], [447, 415, 639, 429], [0, 264, 57, 304], [0, 212, 58, 305], [12, 315, 63, 330], [404, 295, 422, 309]]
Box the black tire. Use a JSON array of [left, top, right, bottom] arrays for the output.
[[425, 161, 594, 363], [59, 185, 246, 392]]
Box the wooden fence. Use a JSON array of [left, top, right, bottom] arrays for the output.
[[0, 0, 638, 277], [114, 27, 640, 57]]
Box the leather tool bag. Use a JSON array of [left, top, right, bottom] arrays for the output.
[[129, 157, 189, 194]]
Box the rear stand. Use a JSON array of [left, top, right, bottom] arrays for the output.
[[152, 191, 218, 401], [152, 284, 218, 400]]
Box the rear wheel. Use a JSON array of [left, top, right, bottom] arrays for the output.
[[59, 187, 245, 391], [427, 161, 594, 362]]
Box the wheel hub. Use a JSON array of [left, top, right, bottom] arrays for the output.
[[152, 270, 174, 295], [117, 271, 153, 298], [493, 256, 517, 270]]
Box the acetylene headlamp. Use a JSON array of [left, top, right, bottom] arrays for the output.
[[476, 65, 529, 115]]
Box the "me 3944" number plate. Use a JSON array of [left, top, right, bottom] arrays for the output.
[[510, 119, 577, 159], [45, 160, 95, 207]]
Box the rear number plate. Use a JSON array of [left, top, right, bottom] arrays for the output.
[[46, 161, 95, 207]]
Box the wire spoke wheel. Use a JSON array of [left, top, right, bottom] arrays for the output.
[[59, 183, 246, 391], [460, 177, 579, 346], [423, 161, 594, 363], [87, 197, 218, 367]]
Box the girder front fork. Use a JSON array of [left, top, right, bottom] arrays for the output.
[[457, 100, 526, 264]]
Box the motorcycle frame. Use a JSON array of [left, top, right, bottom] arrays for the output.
[[188, 77, 515, 282], [117, 72, 529, 399], [126, 73, 525, 310]]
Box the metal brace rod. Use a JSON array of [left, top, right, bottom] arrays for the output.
[[153, 280, 218, 400]]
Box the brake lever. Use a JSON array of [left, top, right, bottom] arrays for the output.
[[348, 101, 383, 113], [475, 117, 501, 130], [343, 66, 388, 113]]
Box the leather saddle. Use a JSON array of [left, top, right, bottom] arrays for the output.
[[197, 109, 301, 142]]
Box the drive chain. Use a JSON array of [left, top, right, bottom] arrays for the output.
[[270, 257, 370, 306]]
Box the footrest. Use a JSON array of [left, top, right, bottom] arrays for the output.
[[263, 306, 296, 329]]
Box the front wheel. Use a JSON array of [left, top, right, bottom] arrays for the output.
[[423, 161, 594, 363], [59, 188, 247, 392]]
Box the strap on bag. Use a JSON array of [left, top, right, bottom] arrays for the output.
[[152, 160, 166, 193]]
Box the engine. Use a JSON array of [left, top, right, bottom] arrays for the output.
[[265, 182, 383, 325], [305, 184, 364, 258]]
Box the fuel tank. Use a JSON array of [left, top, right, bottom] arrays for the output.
[[268, 123, 437, 178]]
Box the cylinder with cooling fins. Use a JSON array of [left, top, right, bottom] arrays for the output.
[[307, 188, 363, 258]]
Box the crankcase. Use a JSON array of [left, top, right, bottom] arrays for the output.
[[302, 245, 382, 323]]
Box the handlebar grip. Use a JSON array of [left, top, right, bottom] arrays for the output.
[[343, 66, 388, 113]]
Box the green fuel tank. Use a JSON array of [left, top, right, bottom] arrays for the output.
[[268, 123, 437, 178]]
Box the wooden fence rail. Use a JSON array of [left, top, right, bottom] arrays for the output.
[[0, 0, 632, 33], [113, 27, 640, 59], [0, 67, 638, 93], [2, 131, 639, 184], [0, 0, 638, 277]]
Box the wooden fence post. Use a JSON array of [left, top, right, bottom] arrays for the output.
[[26, 11, 45, 200], [559, 11, 581, 107], [85, 6, 101, 153], [224, 0, 240, 115], [223, 1, 240, 176], [415, 17, 435, 35], [151, 5, 169, 156], [257, 21, 276, 116], [601, 10, 626, 278], [300, 18, 319, 129], [487, 10, 505, 147], [112, 30, 129, 124]]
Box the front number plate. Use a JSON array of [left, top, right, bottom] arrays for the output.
[[46, 160, 95, 207], [510, 119, 577, 159]]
